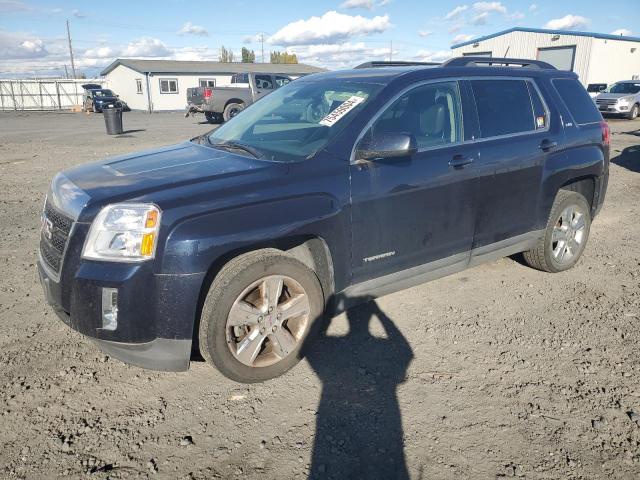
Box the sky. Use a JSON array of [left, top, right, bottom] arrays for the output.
[[1, 0, 639, 78]]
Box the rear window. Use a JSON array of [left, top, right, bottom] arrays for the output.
[[552, 78, 601, 125], [471, 79, 535, 138]]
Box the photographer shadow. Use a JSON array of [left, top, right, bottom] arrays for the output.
[[304, 297, 414, 479]]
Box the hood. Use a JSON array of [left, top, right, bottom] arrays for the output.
[[596, 93, 630, 100], [61, 141, 279, 219]]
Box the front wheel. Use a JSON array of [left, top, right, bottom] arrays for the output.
[[204, 111, 219, 123], [223, 102, 244, 122], [627, 104, 639, 120], [198, 249, 324, 383], [523, 190, 591, 273]]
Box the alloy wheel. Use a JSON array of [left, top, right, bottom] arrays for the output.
[[550, 204, 587, 265]]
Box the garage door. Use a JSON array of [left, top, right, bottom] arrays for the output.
[[537, 46, 576, 71]]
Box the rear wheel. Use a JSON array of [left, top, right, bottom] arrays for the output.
[[523, 190, 591, 273], [199, 249, 324, 383], [223, 102, 244, 122], [204, 111, 218, 123]]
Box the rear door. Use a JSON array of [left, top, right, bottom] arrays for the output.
[[349, 80, 477, 283], [467, 77, 562, 251]]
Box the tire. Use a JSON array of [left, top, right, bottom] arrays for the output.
[[204, 111, 218, 124], [627, 104, 639, 120], [523, 190, 591, 273], [223, 102, 244, 122], [199, 248, 324, 383]]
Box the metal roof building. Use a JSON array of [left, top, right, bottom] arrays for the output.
[[100, 59, 325, 112], [452, 28, 640, 87]]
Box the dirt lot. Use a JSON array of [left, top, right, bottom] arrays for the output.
[[0, 110, 639, 479]]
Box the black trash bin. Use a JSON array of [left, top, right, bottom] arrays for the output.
[[103, 107, 123, 135]]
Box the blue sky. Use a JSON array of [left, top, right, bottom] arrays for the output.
[[1, 0, 638, 77]]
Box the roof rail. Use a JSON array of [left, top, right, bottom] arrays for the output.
[[354, 60, 440, 69], [442, 56, 556, 70]]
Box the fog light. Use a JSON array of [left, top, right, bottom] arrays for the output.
[[101, 288, 118, 330]]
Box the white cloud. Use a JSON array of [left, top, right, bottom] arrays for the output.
[[72, 9, 86, 18], [472, 12, 489, 25], [0, 30, 48, 59], [418, 30, 432, 38], [178, 21, 209, 36], [473, 2, 506, 14], [445, 5, 468, 20], [378, 0, 391, 5], [529, 3, 538, 12], [448, 24, 462, 34], [414, 49, 453, 62], [341, 0, 374, 9], [287, 41, 391, 69], [452, 33, 473, 44], [508, 11, 525, 20], [122, 37, 171, 57], [611, 28, 633, 36], [544, 14, 589, 31], [268, 11, 390, 46], [0, 0, 29, 13], [83, 45, 117, 58]]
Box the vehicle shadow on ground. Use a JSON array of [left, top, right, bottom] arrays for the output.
[[303, 298, 414, 480], [121, 129, 146, 134], [612, 145, 640, 173]]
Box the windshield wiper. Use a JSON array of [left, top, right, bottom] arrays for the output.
[[210, 140, 263, 159]]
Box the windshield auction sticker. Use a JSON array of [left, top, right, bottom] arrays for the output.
[[319, 96, 365, 127]]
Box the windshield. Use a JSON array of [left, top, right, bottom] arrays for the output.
[[93, 89, 115, 97], [207, 78, 383, 162], [607, 82, 640, 94]]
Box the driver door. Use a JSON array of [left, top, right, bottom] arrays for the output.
[[349, 81, 477, 284]]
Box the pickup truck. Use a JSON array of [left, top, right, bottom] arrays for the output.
[[39, 57, 609, 383], [186, 72, 292, 123]]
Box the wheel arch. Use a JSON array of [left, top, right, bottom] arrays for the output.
[[224, 98, 245, 110], [191, 235, 335, 354], [560, 176, 596, 211]]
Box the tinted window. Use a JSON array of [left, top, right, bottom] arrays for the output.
[[553, 78, 602, 125], [471, 80, 535, 138], [609, 82, 640, 94], [528, 82, 548, 130], [275, 76, 291, 87], [255, 75, 273, 89], [366, 81, 462, 150]]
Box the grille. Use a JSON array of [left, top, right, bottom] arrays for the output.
[[596, 98, 617, 107], [40, 201, 74, 275]]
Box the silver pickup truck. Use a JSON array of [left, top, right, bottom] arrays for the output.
[[186, 73, 292, 123]]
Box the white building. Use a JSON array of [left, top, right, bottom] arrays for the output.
[[452, 28, 640, 86], [100, 59, 325, 112]]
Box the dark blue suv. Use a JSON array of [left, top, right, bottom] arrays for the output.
[[38, 57, 609, 382]]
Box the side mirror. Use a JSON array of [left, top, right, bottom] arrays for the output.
[[355, 132, 418, 161]]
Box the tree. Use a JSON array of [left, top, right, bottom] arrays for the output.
[[270, 51, 298, 64], [241, 47, 256, 63], [219, 45, 235, 63]]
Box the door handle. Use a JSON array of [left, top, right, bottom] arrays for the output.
[[449, 155, 474, 169], [539, 139, 558, 151]]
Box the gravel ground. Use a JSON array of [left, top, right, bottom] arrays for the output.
[[0, 110, 639, 480]]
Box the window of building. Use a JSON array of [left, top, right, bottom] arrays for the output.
[[199, 78, 216, 88], [537, 46, 576, 71], [552, 78, 602, 125], [471, 79, 536, 138], [364, 81, 463, 150], [136, 79, 143, 94], [159, 78, 178, 94]]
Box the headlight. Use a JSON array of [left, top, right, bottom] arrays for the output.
[[618, 97, 631, 106], [82, 203, 161, 262]]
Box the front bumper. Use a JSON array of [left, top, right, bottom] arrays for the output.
[[38, 254, 205, 372], [598, 104, 632, 115]]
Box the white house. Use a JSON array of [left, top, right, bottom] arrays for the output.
[[100, 59, 325, 112], [452, 28, 640, 86]]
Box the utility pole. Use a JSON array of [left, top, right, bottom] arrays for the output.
[[66, 19, 77, 79], [260, 33, 265, 63], [64, 65, 69, 79]]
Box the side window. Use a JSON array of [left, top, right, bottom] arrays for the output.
[[275, 76, 291, 88], [366, 81, 463, 150], [471, 79, 535, 138], [528, 82, 548, 130], [255, 75, 273, 89], [552, 78, 602, 125]]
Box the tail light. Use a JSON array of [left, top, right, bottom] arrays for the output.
[[203, 88, 212, 99], [600, 120, 610, 147]]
